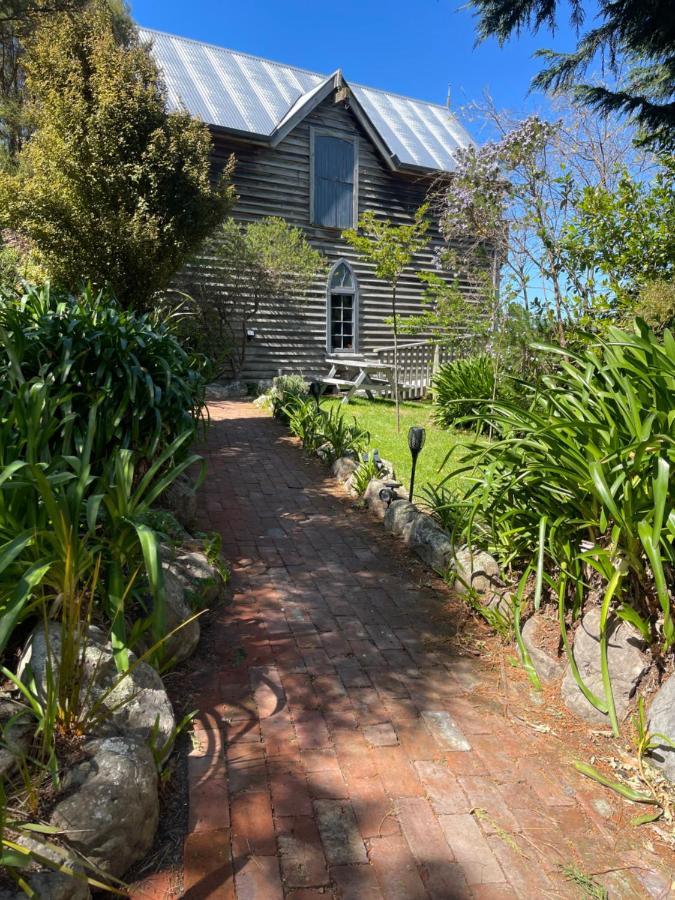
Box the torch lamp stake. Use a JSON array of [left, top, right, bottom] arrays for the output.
[[409, 454, 419, 502], [407, 426, 426, 502]]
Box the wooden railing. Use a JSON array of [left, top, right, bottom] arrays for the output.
[[372, 341, 454, 399]]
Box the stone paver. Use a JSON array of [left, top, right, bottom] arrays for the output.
[[133, 401, 673, 899]]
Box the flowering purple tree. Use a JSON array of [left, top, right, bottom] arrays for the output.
[[436, 100, 651, 345]]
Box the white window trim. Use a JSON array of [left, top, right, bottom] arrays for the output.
[[309, 126, 359, 230], [326, 258, 359, 355]]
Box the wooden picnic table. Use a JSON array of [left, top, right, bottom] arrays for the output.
[[320, 356, 395, 403]]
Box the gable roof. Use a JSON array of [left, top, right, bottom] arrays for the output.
[[139, 28, 472, 173]]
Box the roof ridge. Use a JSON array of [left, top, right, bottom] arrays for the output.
[[140, 26, 458, 115], [139, 26, 327, 82]]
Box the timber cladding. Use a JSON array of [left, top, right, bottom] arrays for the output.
[[177, 91, 478, 384]]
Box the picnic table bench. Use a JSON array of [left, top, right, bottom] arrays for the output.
[[320, 356, 395, 403]]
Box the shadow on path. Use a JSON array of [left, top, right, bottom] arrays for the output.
[[141, 401, 673, 900]]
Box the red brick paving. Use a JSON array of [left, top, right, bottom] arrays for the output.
[[134, 401, 674, 899]]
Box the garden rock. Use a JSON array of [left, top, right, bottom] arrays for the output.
[[332, 456, 359, 483], [169, 546, 225, 606], [161, 564, 201, 663], [0, 697, 32, 780], [376, 456, 396, 479], [521, 615, 565, 683], [450, 546, 501, 598], [647, 674, 675, 782], [384, 499, 420, 540], [0, 834, 91, 900], [364, 478, 403, 519], [561, 608, 649, 724], [316, 442, 333, 464], [159, 472, 197, 530], [406, 512, 454, 575], [18, 624, 176, 749], [49, 735, 158, 878]]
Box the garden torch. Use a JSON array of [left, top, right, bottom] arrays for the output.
[[407, 426, 426, 502], [309, 381, 322, 407]]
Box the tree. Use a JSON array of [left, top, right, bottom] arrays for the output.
[[185, 217, 325, 378], [563, 157, 675, 320], [468, 0, 675, 150], [343, 206, 429, 432], [434, 98, 653, 344], [0, 1, 234, 308]]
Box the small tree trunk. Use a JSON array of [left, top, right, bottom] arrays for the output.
[[392, 282, 400, 433]]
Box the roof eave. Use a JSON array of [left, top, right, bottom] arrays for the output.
[[269, 71, 341, 148], [341, 88, 399, 172]]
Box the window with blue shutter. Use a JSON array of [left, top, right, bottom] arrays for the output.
[[312, 131, 356, 229]]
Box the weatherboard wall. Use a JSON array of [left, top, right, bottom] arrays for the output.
[[179, 90, 482, 383]]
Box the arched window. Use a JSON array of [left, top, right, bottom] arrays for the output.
[[327, 260, 358, 354]]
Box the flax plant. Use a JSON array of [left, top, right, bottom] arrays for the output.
[[443, 321, 675, 734]]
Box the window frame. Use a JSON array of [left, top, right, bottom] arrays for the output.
[[309, 126, 359, 230], [326, 258, 359, 355]]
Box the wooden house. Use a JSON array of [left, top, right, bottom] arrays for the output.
[[143, 29, 478, 387]]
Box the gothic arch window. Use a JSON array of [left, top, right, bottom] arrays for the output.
[[326, 259, 358, 354]]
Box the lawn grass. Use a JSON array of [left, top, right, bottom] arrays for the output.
[[324, 395, 479, 499]]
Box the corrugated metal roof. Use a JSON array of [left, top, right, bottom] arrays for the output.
[[140, 28, 471, 172]]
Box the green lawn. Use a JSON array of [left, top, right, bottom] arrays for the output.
[[324, 396, 478, 499]]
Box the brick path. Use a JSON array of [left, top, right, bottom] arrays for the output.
[[158, 401, 673, 899]]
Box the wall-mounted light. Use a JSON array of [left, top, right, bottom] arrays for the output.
[[246, 328, 257, 342], [407, 426, 426, 502]]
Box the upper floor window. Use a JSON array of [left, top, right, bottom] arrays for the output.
[[310, 128, 358, 229]]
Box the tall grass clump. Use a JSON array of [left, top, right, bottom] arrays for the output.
[[433, 354, 509, 430], [446, 321, 674, 733]]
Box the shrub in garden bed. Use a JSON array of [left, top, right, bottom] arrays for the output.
[[432, 353, 515, 431], [440, 321, 674, 736], [0, 283, 219, 893], [0, 282, 207, 465], [257, 377, 370, 461]]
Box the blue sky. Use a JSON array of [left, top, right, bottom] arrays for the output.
[[130, 0, 584, 140]]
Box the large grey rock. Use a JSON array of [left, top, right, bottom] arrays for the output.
[[332, 456, 359, 483], [316, 441, 333, 464], [364, 478, 403, 519], [170, 546, 226, 606], [161, 565, 201, 663], [0, 697, 32, 780], [384, 499, 419, 540], [407, 513, 454, 575], [647, 674, 675, 782], [0, 834, 91, 899], [49, 735, 158, 878], [521, 615, 565, 683], [159, 473, 197, 530], [561, 608, 649, 724], [18, 624, 175, 750], [450, 546, 501, 597]]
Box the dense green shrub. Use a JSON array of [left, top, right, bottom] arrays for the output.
[[0, 283, 206, 465], [0, 1, 234, 309], [449, 322, 675, 732], [433, 354, 506, 430]]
